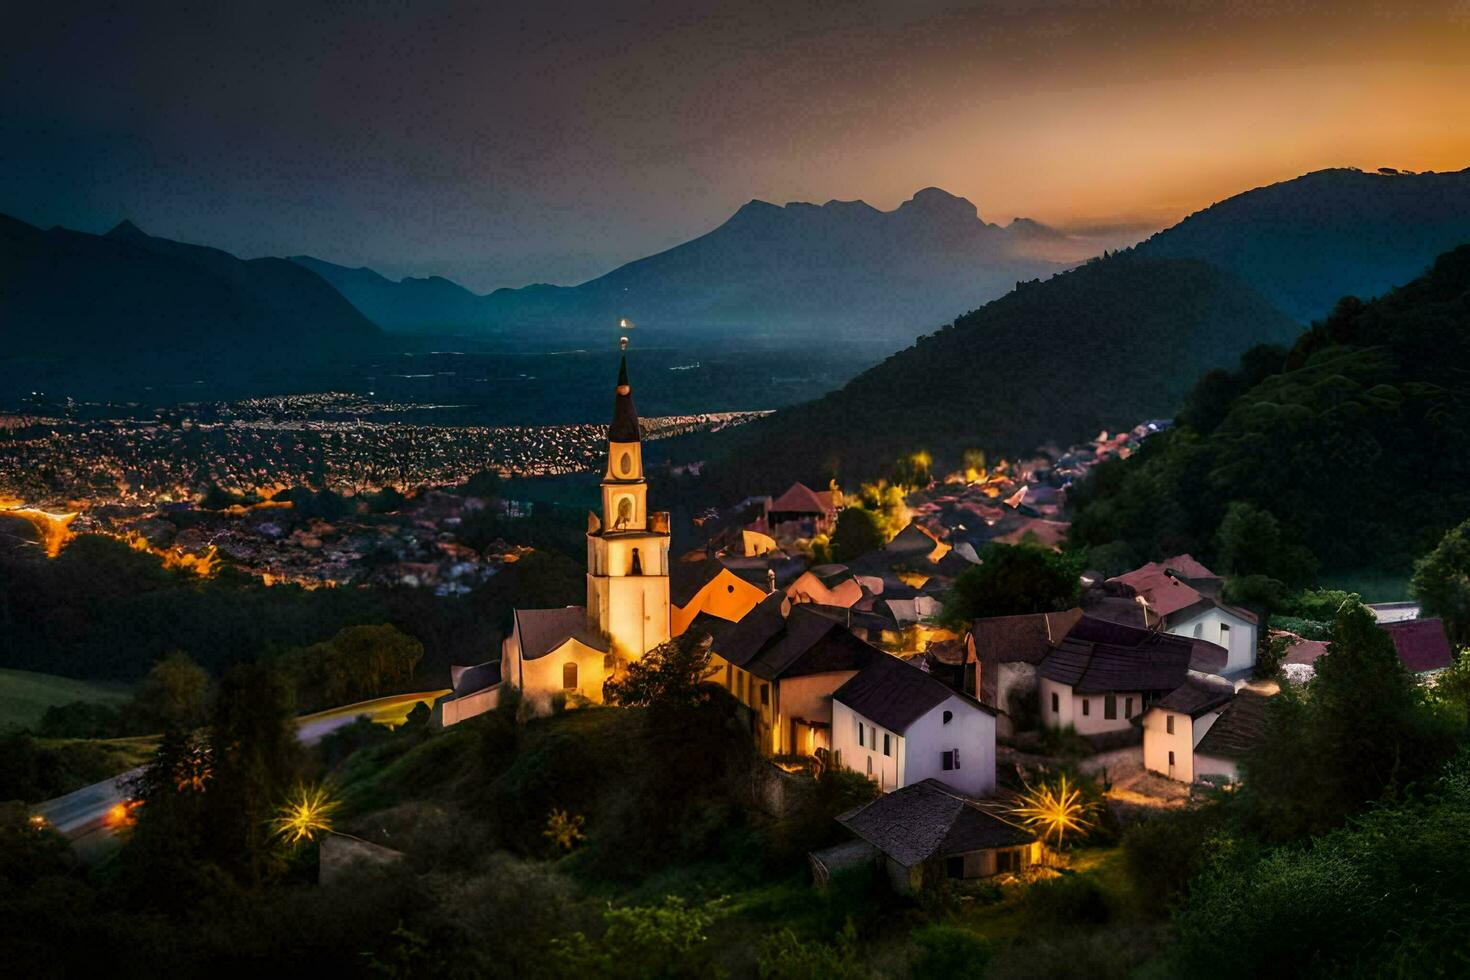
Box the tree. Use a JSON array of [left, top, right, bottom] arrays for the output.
[[828, 507, 885, 562], [282, 624, 424, 710], [941, 543, 1082, 627], [1238, 600, 1458, 839], [1214, 501, 1317, 588], [130, 650, 211, 732], [549, 897, 727, 979], [1412, 517, 1470, 647], [603, 633, 715, 709], [205, 660, 302, 886]]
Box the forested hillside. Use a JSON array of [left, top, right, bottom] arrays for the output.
[[1069, 244, 1470, 580]]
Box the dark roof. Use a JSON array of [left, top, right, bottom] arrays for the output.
[[1150, 676, 1234, 718], [514, 606, 609, 661], [684, 611, 734, 642], [1193, 690, 1273, 760], [970, 609, 1084, 666], [711, 594, 878, 681], [1038, 615, 1225, 694], [449, 659, 502, 696], [838, 779, 1033, 867], [671, 558, 727, 607], [609, 354, 641, 442], [1383, 618, 1455, 673], [833, 654, 992, 732]]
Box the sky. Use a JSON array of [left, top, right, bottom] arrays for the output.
[[4, 1, 1469, 291]]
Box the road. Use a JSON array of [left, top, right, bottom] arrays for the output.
[[31, 688, 450, 845]]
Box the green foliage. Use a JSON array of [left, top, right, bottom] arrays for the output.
[[829, 506, 885, 563], [758, 921, 867, 979], [909, 923, 989, 978], [1238, 600, 1460, 840], [942, 543, 1082, 628], [1018, 872, 1111, 928], [0, 730, 150, 803], [550, 896, 727, 980], [1072, 247, 1470, 581], [1253, 632, 1291, 681], [130, 650, 211, 731], [603, 632, 716, 709], [0, 667, 129, 732], [1214, 501, 1317, 587], [1165, 754, 1470, 978], [279, 624, 424, 711], [1412, 516, 1470, 647], [1121, 804, 1228, 910]]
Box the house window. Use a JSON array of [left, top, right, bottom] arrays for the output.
[[866, 756, 873, 776], [942, 710, 953, 725], [1168, 750, 1176, 767], [1193, 622, 1203, 638], [946, 856, 965, 879], [1166, 714, 1175, 735], [942, 749, 960, 770], [883, 733, 891, 757], [1051, 691, 1059, 713], [857, 721, 865, 748], [760, 684, 770, 707], [997, 849, 1021, 874], [562, 662, 578, 690], [1220, 623, 1232, 644], [1082, 699, 1090, 717], [1125, 697, 1134, 718], [1104, 694, 1117, 720]]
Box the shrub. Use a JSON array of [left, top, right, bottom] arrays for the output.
[[757, 922, 867, 980], [1019, 873, 1110, 928], [909, 923, 988, 978]]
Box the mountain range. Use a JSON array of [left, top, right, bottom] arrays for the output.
[[292, 188, 1082, 341], [0, 215, 382, 374], [696, 168, 1470, 491]]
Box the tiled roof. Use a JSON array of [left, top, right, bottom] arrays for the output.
[[838, 779, 1032, 868], [1150, 676, 1233, 718], [834, 654, 992, 733], [1193, 690, 1273, 760], [970, 609, 1084, 666], [1109, 566, 1204, 618], [1383, 618, 1455, 673], [514, 606, 609, 661], [770, 482, 831, 515], [711, 594, 878, 681], [1039, 616, 1224, 693]]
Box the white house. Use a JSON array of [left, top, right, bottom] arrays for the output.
[[968, 609, 1083, 735], [1106, 556, 1259, 674], [1144, 687, 1272, 783], [1037, 615, 1228, 736], [830, 653, 997, 797], [1140, 677, 1233, 782]]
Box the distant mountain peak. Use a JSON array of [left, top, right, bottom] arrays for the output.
[[897, 186, 979, 222], [105, 219, 149, 242], [1006, 217, 1067, 239]]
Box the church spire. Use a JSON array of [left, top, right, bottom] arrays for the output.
[[610, 344, 641, 443]]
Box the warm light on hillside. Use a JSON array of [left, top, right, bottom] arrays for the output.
[[124, 532, 219, 577]]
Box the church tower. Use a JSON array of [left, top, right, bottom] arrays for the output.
[[586, 338, 671, 658]]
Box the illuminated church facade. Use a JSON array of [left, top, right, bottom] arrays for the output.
[[440, 342, 672, 723]]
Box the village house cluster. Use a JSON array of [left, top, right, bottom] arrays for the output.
[[434, 350, 1459, 892]]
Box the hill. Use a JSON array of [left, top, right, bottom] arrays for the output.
[[1136, 168, 1470, 321], [293, 188, 1077, 341], [0, 214, 382, 389], [0, 668, 128, 731], [692, 251, 1300, 492], [1069, 244, 1470, 579], [289, 255, 491, 334]]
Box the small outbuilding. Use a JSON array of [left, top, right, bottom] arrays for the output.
[[833, 778, 1038, 892]]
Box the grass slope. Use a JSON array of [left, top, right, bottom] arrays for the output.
[[0, 668, 129, 731]]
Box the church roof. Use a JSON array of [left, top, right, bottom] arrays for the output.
[[610, 354, 641, 442], [514, 606, 609, 661]]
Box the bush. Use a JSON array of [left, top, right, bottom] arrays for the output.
[[909, 923, 988, 978], [1121, 805, 1227, 911], [757, 922, 867, 979], [1019, 873, 1110, 928]]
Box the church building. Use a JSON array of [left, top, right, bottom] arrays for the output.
[[440, 342, 672, 724]]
